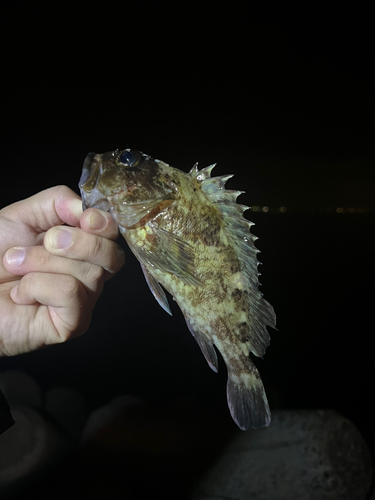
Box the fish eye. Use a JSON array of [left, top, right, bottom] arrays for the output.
[[119, 150, 138, 167]]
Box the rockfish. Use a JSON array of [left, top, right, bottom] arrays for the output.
[[79, 149, 276, 429]]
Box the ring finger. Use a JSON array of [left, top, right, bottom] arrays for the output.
[[4, 245, 108, 294]]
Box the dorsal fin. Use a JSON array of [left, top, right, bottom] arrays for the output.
[[189, 162, 217, 181], [188, 162, 199, 176], [192, 163, 276, 358]]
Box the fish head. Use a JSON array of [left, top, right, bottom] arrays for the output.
[[79, 149, 179, 227]]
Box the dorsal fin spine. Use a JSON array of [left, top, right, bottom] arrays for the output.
[[190, 163, 217, 181], [189, 162, 199, 175]]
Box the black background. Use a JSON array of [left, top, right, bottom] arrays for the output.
[[1, 0, 374, 476]]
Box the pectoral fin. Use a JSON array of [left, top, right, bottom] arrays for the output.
[[122, 224, 202, 287], [153, 226, 202, 286]]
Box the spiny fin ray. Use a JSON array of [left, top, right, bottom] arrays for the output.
[[189, 162, 199, 176], [190, 163, 217, 181], [201, 174, 234, 193]]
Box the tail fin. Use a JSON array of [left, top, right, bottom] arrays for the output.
[[226, 364, 271, 430]]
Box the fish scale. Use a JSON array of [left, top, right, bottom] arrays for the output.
[[79, 148, 276, 430]]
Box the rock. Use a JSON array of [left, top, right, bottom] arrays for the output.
[[0, 389, 14, 435], [0, 407, 74, 497], [45, 386, 87, 441], [0, 371, 88, 497], [81, 395, 144, 444], [190, 409, 373, 500], [0, 370, 43, 409]]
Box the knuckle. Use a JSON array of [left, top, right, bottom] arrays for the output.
[[20, 272, 37, 292], [88, 235, 104, 261], [86, 265, 105, 289], [59, 274, 80, 300], [53, 185, 73, 198], [36, 250, 50, 266], [45, 185, 73, 205]]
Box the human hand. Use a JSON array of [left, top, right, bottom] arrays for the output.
[[0, 185, 125, 356]]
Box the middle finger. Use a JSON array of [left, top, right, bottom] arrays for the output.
[[44, 226, 125, 274]]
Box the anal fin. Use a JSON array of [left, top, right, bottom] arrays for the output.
[[185, 319, 218, 373], [140, 262, 172, 316]]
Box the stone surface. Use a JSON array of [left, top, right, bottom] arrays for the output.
[[0, 389, 14, 435], [190, 409, 373, 500], [81, 394, 144, 444], [0, 371, 88, 498], [45, 386, 87, 441], [0, 407, 74, 497], [0, 370, 43, 409]]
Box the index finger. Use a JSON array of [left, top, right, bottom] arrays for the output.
[[2, 185, 82, 230]]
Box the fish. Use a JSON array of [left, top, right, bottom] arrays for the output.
[[79, 148, 276, 430]]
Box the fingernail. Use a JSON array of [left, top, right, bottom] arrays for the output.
[[6, 247, 25, 267], [51, 228, 73, 249], [71, 199, 83, 219], [89, 211, 107, 231]]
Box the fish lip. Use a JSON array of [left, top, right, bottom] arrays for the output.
[[80, 153, 112, 212], [79, 152, 96, 189], [82, 198, 111, 212]]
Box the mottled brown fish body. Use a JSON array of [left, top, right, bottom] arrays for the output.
[[79, 149, 276, 430]]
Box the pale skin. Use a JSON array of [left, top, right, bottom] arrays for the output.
[[0, 185, 125, 356]]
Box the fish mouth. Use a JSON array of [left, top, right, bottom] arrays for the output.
[[78, 152, 96, 188], [82, 197, 111, 212], [79, 152, 111, 212]]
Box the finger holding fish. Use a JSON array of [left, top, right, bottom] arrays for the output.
[[43, 225, 125, 276], [79, 207, 120, 240]]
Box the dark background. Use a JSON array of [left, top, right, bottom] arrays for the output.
[[1, 4, 374, 494]]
